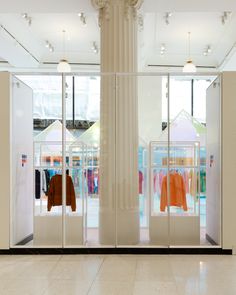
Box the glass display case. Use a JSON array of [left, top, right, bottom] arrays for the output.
[[149, 141, 201, 245]]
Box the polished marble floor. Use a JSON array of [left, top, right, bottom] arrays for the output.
[[0, 254, 235, 294]]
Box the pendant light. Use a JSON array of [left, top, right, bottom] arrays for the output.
[[183, 32, 196, 73], [57, 30, 71, 73]]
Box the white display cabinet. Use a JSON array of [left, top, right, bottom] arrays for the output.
[[149, 141, 200, 245], [33, 141, 87, 246]]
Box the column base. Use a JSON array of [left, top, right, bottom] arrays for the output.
[[99, 208, 140, 245]]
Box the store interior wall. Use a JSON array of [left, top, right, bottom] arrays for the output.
[[222, 72, 236, 250], [0, 72, 10, 249], [206, 77, 221, 245], [11, 77, 33, 245]]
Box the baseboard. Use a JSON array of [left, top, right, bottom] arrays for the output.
[[0, 247, 232, 255]]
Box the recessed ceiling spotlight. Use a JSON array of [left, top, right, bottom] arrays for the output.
[[45, 40, 50, 48], [21, 13, 28, 19], [78, 12, 86, 26]]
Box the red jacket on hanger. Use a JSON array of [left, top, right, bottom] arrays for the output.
[[47, 174, 76, 211]]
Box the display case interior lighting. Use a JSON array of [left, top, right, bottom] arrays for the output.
[[183, 32, 196, 73], [78, 12, 87, 26]]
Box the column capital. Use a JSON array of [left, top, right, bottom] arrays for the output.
[[127, 0, 143, 9], [91, 0, 143, 9], [125, 0, 143, 19], [91, 0, 143, 23], [91, 0, 108, 9]]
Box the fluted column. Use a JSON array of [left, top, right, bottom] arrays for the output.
[[92, 0, 143, 244]]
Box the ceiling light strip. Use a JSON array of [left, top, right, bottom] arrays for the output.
[[0, 24, 39, 63]]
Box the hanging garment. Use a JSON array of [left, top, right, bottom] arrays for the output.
[[160, 172, 187, 212], [47, 174, 76, 211], [43, 169, 50, 196], [35, 169, 41, 199], [183, 170, 190, 194], [42, 170, 47, 194], [200, 169, 206, 193], [86, 169, 94, 194], [153, 170, 158, 194], [139, 171, 144, 194]]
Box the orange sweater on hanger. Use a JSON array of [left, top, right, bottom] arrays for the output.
[[160, 172, 187, 212]]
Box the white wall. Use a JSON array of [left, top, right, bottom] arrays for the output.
[[11, 76, 33, 245], [0, 72, 10, 249], [138, 76, 162, 144], [206, 77, 221, 245], [222, 72, 236, 250]]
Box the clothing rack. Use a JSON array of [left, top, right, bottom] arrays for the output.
[[149, 141, 201, 216], [33, 141, 88, 218]]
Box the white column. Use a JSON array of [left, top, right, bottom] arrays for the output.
[[92, 0, 143, 244]]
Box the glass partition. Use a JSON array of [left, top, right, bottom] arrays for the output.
[[115, 74, 169, 246], [11, 74, 63, 247], [11, 72, 220, 249]]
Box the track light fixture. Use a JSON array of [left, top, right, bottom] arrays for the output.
[[160, 43, 166, 55], [221, 11, 232, 25], [49, 45, 54, 52], [45, 40, 54, 52], [164, 12, 172, 25], [21, 13, 32, 26], [203, 45, 212, 56], [92, 41, 98, 54], [78, 12, 87, 26]]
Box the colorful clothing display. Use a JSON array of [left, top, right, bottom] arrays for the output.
[[86, 169, 99, 194], [200, 169, 206, 193], [139, 171, 144, 194], [160, 172, 187, 212]]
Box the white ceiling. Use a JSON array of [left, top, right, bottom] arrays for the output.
[[0, 0, 236, 12], [0, 11, 236, 72]]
